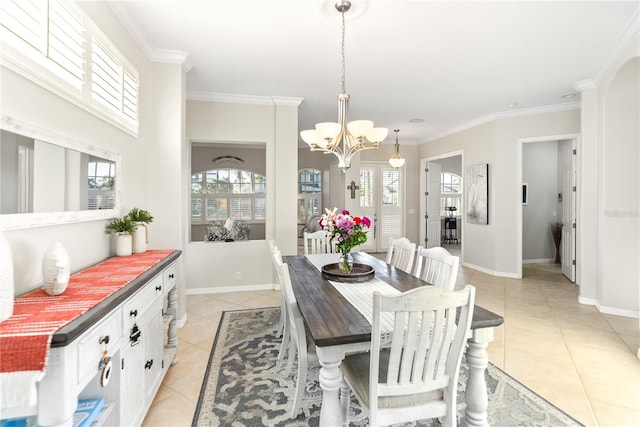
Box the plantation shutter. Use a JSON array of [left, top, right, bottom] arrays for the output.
[[379, 168, 402, 243], [47, 0, 84, 88], [123, 69, 138, 122], [91, 39, 122, 113], [0, 0, 46, 51]]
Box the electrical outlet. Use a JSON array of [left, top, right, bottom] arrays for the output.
[[235, 272, 241, 280]]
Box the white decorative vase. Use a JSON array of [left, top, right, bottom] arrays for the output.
[[115, 233, 133, 257], [0, 232, 14, 322], [42, 242, 70, 296], [132, 223, 147, 254]]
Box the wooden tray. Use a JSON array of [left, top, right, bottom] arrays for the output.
[[321, 263, 375, 282]]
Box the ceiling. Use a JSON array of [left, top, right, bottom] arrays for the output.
[[107, 0, 639, 145]]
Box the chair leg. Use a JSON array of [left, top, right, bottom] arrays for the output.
[[340, 379, 350, 427], [275, 304, 285, 338], [284, 339, 297, 378], [277, 321, 290, 364], [290, 348, 307, 418]]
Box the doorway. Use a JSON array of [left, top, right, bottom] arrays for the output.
[[358, 162, 404, 253], [519, 135, 578, 282], [420, 151, 463, 252]]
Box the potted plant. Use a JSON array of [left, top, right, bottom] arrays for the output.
[[105, 216, 137, 256], [127, 208, 153, 254]]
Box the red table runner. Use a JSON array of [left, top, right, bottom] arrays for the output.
[[0, 250, 175, 374]]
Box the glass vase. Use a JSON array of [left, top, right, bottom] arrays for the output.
[[338, 251, 354, 273]]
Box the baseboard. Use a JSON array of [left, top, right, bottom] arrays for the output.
[[462, 261, 520, 279], [578, 296, 597, 306], [577, 296, 639, 319], [522, 258, 555, 264], [177, 312, 188, 328], [595, 302, 639, 319], [186, 283, 278, 295]]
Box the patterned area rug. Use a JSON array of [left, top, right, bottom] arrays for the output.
[[193, 307, 583, 427]]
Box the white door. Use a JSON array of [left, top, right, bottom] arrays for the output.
[[561, 140, 576, 281], [358, 164, 404, 253], [426, 162, 442, 248]]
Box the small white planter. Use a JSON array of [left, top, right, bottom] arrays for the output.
[[42, 242, 71, 296], [115, 233, 133, 257], [132, 223, 148, 254], [0, 231, 14, 322]]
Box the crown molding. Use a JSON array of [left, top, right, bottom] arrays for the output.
[[108, 2, 191, 71], [426, 102, 580, 143], [593, 8, 640, 84], [573, 79, 597, 92], [187, 91, 303, 106]]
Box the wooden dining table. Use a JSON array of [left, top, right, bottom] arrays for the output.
[[284, 252, 504, 427]]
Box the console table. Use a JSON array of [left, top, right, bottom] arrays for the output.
[[0, 250, 181, 427]]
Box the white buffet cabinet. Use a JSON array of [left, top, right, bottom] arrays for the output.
[[8, 251, 181, 427]]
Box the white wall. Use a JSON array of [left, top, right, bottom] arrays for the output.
[[184, 99, 299, 291], [598, 55, 639, 316], [418, 111, 580, 277]]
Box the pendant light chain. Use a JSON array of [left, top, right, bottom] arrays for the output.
[[341, 9, 346, 94]]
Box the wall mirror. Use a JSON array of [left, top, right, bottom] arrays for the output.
[[190, 141, 266, 242], [0, 115, 121, 230]]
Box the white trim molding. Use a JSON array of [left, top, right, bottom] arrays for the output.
[[186, 283, 279, 295]]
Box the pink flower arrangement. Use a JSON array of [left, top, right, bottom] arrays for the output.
[[319, 208, 371, 256]]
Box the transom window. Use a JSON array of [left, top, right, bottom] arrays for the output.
[[191, 168, 266, 223], [441, 172, 462, 216]]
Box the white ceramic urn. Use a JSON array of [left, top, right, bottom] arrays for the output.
[[132, 223, 147, 254], [42, 242, 71, 296], [116, 233, 133, 257]]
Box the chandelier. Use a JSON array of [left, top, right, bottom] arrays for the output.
[[300, 0, 388, 171], [388, 129, 405, 168]]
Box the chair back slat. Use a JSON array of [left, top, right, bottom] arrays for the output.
[[373, 286, 475, 401], [385, 237, 416, 273], [303, 230, 335, 255], [413, 246, 459, 290]]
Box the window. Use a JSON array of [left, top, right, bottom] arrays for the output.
[[191, 168, 266, 223], [298, 168, 322, 224], [0, 0, 139, 134], [87, 159, 116, 209], [441, 172, 462, 216]]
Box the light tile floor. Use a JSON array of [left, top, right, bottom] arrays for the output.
[[143, 256, 640, 427]]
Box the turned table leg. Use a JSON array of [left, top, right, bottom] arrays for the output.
[[462, 327, 494, 427], [315, 345, 347, 427]]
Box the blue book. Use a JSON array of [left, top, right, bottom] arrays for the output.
[[72, 398, 105, 427]]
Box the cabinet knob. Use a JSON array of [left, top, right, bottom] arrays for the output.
[[98, 335, 110, 345], [130, 309, 138, 317], [145, 359, 153, 370], [155, 285, 162, 292], [168, 274, 174, 279]]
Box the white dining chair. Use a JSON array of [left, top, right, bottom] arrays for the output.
[[341, 285, 476, 427], [303, 229, 335, 255], [269, 240, 286, 339], [385, 237, 416, 273], [412, 246, 460, 290], [273, 255, 317, 418], [271, 249, 290, 366]]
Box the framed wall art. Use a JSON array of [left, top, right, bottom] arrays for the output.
[[466, 163, 489, 224]]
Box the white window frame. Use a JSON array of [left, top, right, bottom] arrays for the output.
[[0, 0, 139, 135], [440, 172, 462, 217], [191, 168, 266, 224]]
